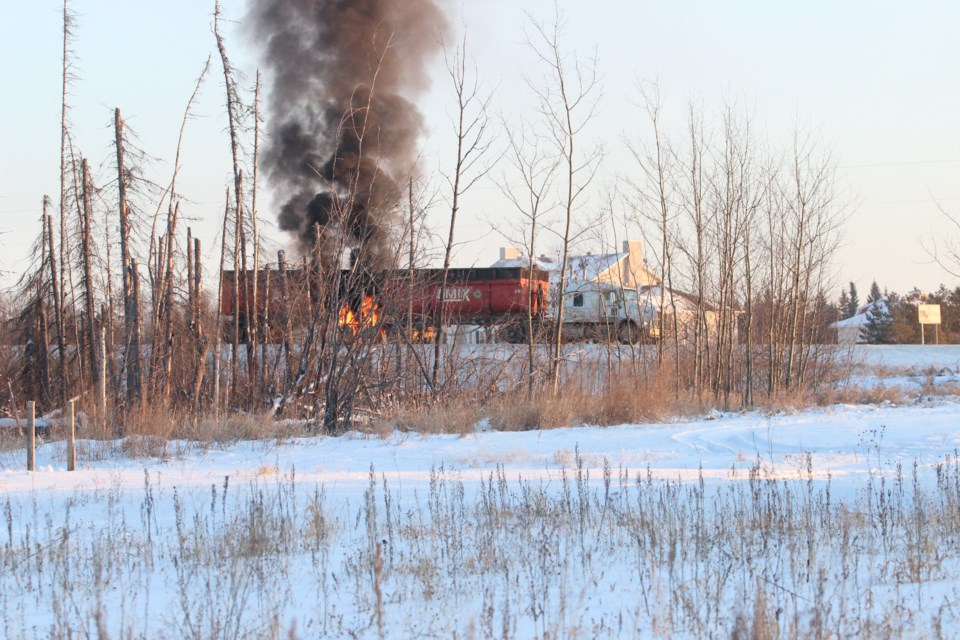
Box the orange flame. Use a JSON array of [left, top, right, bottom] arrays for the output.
[[339, 295, 382, 337], [339, 305, 357, 331]]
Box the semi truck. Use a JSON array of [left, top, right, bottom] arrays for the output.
[[220, 266, 654, 344], [553, 281, 656, 344]]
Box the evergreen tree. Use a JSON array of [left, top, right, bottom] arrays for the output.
[[847, 282, 860, 316], [860, 299, 894, 344], [838, 289, 850, 318], [887, 292, 920, 343], [814, 290, 838, 342], [867, 280, 882, 303]]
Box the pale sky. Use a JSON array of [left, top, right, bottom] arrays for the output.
[[2, 0, 958, 297]]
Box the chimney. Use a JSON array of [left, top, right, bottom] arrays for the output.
[[622, 239, 649, 286], [500, 247, 521, 261], [623, 239, 645, 258]]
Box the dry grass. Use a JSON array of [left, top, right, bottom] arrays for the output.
[[6, 345, 952, 448], [364, 367, 706, 435], [486, 373, 700, 431], [370, 358, 928, 436], [375, 396, 485, 435], [109, 405, 302, 458], [193, 412, 302, 443], [815, 382, 913, 407], [4, 454, 960, 637], [0, 428, 25, 453]]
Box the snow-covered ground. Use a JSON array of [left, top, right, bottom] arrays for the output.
[[4, 346, 960, 638], [4, 398, 958, 491], [853, 344, 960, 372]]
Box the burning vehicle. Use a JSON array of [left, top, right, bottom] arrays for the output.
[[220, 264, 658, 345], [219, 265, 552, 344]]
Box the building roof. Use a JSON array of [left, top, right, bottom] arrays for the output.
[[492, 240, 658, 289], [488, 255, 559, 271], [829, 299, 888, 329], [565, 252, 625, 284], [490, 251, 627, 285]]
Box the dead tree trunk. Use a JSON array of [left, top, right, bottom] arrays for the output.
[[261, 267, 270, 390], [114, 108, 140, 405], [215, 1, 246, 405], [162, 200, 178, 402], [213, 189, 231, 413], [407, 179, 416, 396], [250, 70, 262, 393], [102, 208, 118, 409], [187, 227, 195, 316], [35, 266, 52, 408], [44, 206, 68, 405], [129, 258, 142, 404], [743, 222, 755, 406], [80, 159, 99, 394], [58, 1, 73, 396], [192, 237, 206, 415], [278, 250, 292, 396], [231, 178, 243, 400]]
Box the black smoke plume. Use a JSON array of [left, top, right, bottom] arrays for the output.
[[250, 0, 448, 270]]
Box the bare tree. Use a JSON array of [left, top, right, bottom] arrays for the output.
[[251, 70, 264, 389], [43, 205, 68, 406], [56, 0, 76, 404], [680, 102, 712, 396], [189, 234, 205, 415], [625, 82, 681, 389], [79, 159, 100, 398], [114, 109, 142, 405], [212, 189, 231, 413], [782, 131, 842, 389], [432, 32, 494, 390], [160, 58, 210, 403], [496, 118, 560, 399], [708, 104, 761, 406], [214, 0, 248, 401], [621, 91, 846, 407], [525, 3, 603, 395]]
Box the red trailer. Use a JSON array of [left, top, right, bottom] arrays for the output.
[[405, 267, 547, 318], [220, 266, 550, 343], [399, 267, 550, 342]]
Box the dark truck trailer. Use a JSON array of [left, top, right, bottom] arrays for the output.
[[402, 267, 550, 343], [220, 268, 309, 343], [406, 267, 548, 318], [220, 266, 551, 343]]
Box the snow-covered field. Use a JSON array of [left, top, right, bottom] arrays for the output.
[[4, 346, 960, 638], [853, 344, 960, 372]]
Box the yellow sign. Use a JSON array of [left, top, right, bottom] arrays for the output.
[[918, 304, 941, 325]]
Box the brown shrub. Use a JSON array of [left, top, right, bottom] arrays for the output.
[[377, 396, 485, 435]]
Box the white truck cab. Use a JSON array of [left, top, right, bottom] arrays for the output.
[[553, 282, 656, 343]]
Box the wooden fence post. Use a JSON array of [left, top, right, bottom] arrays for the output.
[[66, 399, 76, 471], [26, 401, 35, 472]]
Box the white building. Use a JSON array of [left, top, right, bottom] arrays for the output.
[[491, 240, 658, 288], [830, 299, 888, 345]]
